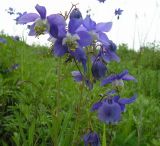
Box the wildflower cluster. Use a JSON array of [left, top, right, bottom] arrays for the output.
[[15, 2, 136, 145]]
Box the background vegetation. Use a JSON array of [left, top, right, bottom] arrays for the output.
[[0, 35, 159, 146]]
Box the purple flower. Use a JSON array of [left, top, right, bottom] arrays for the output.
[[83, 131, 101, 146], [7, 7, 15, 15], [115, 8, 123, 16], [91, 57, 107, 80], [0, 38, 7, 44], [82, 15, 112, 45], [50, 15, 92, 71], [17, 4, 49, 36], [101, 70, 137, 86], [98, 99, 121, 124], [115, 8, 123, 19]]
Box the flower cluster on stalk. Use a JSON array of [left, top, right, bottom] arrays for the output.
[[15, 3, 136, 145]]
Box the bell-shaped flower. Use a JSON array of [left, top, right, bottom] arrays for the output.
[[83, 131, 101, 146], [98, 99, 121, 124], [91, 57, 107, 80]]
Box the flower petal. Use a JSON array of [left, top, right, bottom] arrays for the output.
[[113, 95, 120, 102], [47, 14, 66, 26], [77, 31, 92, 47], [17, 13, 39, 24], [96, 22, 112, 32], [103, 49, 120, 63], [122, 74, 137, 81], [53, 39, 68, 56], [91, 101, 103, 111], [47, 14, 66, 38], [35, 4, 46, 19], [28, 23, 36, 36], [83, 15, 96, 31], [98, 32, 109, 46], [119, 94, 137, 104], [68, 18, 82, 34], [101, 74, 117, 86], [117, 70, 128, 79], [71, 48, 87, 71]]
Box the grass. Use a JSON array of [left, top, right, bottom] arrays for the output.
[[0, 35, 160, 146]]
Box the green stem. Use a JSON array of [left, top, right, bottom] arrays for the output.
[[56, 58, 61, 111], [102, 124, 107, 146]]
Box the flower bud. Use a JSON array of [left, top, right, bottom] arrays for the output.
[[70, 8, 82, 19]]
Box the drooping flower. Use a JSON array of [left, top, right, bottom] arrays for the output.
[[91, 57, 107, 80], [115, 8, 123, 19], [17, 4, 49, 36], [83, 131, 101, 146], [98, 99, 121, 124], [101, 70, 137, 86]]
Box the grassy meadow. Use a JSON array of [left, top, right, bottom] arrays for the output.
[[0, 35, 160, 146]]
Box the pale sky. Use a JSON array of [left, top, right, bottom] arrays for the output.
[[0, 0, 160, 50]]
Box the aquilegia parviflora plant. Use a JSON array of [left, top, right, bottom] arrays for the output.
[[13, 1, 137, 145]]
